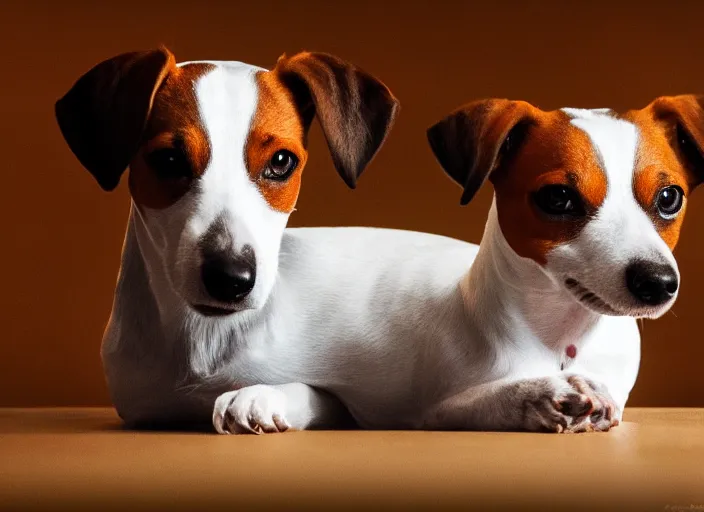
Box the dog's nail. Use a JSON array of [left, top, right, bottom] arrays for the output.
[[272, 414, 290, 432]]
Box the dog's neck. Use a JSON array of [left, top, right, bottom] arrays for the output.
[[461, 199, 601, 352]]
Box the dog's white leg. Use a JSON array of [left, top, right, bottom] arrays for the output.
[[212, 383, 348, 435], [423, 375, 617, 433]]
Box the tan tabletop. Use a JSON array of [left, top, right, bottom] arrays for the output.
[[0, 407, 703, 511]]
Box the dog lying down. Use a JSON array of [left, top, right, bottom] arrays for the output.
[[55, 47, 701, 433]]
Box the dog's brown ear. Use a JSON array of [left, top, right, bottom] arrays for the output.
[[55, 47, 176, 191], [649, 95, 704, 188], [275, 52, 399, 188], [427, 99, 538, 205]]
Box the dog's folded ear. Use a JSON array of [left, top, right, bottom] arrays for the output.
[[275, 52, 399, 189], [649, 95, 704, 188], [55, 47, 176, 191], [427, 99, 537, 205]]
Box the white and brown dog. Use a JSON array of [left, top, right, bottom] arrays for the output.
[[55, 47, 398, 429], [419, 98, 702, 432]]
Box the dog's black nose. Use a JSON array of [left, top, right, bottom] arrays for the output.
[[201, 251, 256, 303], [625, 260, 678, 306]]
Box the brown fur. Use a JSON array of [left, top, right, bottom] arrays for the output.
[[129, 63, 215, 210], [273, 51, 399, 189], [244, 51, 399, 213], [54, 47, 176, 191], [625, 96, 704, 249], [428, 101, 608, 266], [245, 70, 309, 214], [493, 111, 608, 265]]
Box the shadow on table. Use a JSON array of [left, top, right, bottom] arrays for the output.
[[0, 408, 216, 435]]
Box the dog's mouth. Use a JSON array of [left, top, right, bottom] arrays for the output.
[[192, 304, 238, 317], [564, 278, 621, 316]]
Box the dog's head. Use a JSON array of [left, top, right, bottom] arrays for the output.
[[428, 97, 704, 319], [56, 47, 398, 317]]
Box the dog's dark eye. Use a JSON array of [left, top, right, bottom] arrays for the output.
[[263, 150, 298, 181], [145, 147, 193, 180], [656, 185, 684, 219], [532, 185, 585, 217]]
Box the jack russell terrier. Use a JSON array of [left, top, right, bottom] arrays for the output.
[[210, 96, 700, 434], [54, 47, 399, 429]]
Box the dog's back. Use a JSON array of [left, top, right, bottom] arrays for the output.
[[265, 227, 480, 427]]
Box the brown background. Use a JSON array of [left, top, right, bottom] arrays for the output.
[[1, 0, 702, 407]]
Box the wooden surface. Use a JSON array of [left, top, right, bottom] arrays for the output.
[[1, 408, 703, 511]]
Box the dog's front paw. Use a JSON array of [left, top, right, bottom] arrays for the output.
[[520, 375, 619, 433], [520, 376, 594, 433], [212, 385, 292, 435], [565, 375, 620, 432]]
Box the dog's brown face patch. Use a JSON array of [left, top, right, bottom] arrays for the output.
[[492, 111, 608, 265], [496, 100, 700, 262], [128, 63, 215, 210], [244, 70, 308, 214], [624, 106, 698, 250]]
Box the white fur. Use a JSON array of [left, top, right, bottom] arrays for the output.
[[103, 76, 673, 433]]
